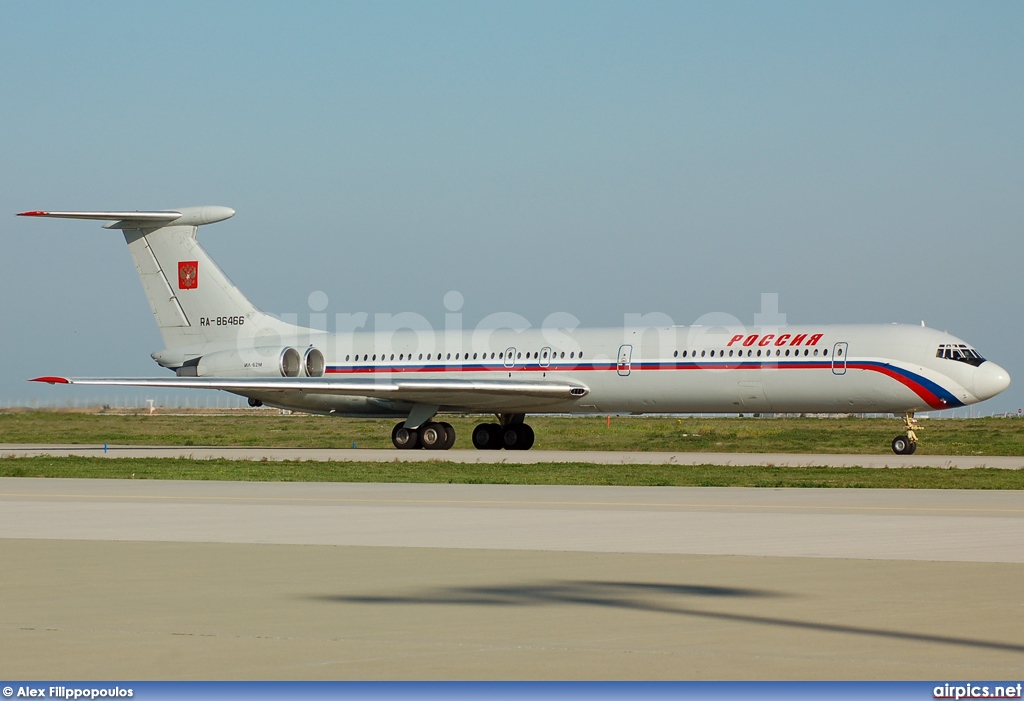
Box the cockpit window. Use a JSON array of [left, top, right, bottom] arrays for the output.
[[936, 343, 985, 367]]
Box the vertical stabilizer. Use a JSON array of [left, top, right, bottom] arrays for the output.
[[18, 207, 305, 352]]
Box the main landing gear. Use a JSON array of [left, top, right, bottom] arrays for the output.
[[391, 420, 456, 450], [390, 414, 536, 451], [891, 412, 919, 455], [471, 421, 534, 450]]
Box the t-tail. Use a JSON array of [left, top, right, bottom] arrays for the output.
[[18, 207, 309, 371]]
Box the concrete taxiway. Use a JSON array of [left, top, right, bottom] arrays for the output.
[[1, 478, 1022, 679], [3, 444, 1023, 468]]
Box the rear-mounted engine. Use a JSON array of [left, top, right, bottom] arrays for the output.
[[176, 346, 326, 378]]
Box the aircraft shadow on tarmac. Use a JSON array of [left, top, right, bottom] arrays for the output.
[[312, 580, 781, 608], [306, 579, 1024, 655]]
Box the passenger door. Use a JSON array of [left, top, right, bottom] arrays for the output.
[[617, 344, 633, 376], [832, 342, 848, 375]]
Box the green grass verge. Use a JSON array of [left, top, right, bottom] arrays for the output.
[[1, 456, 1022, 489], [2, 412, 1024, 455]]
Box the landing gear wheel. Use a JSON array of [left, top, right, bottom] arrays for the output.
[[392, 422, 419, 450], [438, 422, 456, 450], [420, 422, 448, 450], [892, 412, 920, 455], [518, 423, 535, 450], [501, 423, 536, 451], [472, 423, 503, 450], [891, 436, 915, 455]]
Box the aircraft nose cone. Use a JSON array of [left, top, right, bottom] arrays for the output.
[[973, 361, 1011, 401]]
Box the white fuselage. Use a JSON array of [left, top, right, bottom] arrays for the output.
[[230, 323, 1002, 418]]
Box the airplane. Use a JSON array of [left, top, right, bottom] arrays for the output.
[[19, 206, 1010, 454]]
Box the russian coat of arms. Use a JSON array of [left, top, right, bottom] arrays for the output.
[[178, 261, 198, 290]]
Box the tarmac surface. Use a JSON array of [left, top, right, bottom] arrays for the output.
[[1, 478, 1022, 679], [3, 444, 1023, 468]]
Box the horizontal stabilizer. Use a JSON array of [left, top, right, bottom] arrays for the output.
[[19, 211, 182, 221], [17, 206, 234, 229]]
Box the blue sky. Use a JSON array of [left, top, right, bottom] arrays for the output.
[[2, 1, 1022, 414]]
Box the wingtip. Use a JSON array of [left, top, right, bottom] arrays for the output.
[[17, 211, 47, 217], [30, 376, 70, 384]]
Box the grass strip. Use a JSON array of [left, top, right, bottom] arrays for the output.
[[1, 456, 1022, 489], [3, 412, 1024, 455]]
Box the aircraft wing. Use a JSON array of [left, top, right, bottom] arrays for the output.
[[30, 375, 589, 409]]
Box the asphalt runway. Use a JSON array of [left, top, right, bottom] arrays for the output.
[[3, 444, 1023, 468], [1, 478, 1022, 680]]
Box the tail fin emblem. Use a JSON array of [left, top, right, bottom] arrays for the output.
[[178, 261, 198, 290]]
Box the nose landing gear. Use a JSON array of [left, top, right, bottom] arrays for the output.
[[891, 412, 918, 455]]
